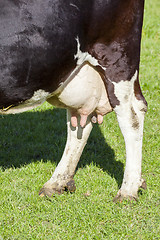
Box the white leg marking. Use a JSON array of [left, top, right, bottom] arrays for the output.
[[113, 71, 146, 198], [44, 109, 93, 191]]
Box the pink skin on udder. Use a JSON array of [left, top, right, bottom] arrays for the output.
[[70, 113, 78, 128], [80, 114, 88, 128], [97, 114, 103, 124], [71, 111, 103, 128]]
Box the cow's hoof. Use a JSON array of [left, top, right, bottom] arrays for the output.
[[140, 179, 147, 190], [39, 186, 64, 197], [113, 179, 147, 203], [113, 193, 137, 203], [39, 179, 76, 197], [66, 179, 76, 192], [113, 188, 138, 202]]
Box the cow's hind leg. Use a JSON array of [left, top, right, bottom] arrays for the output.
[[111, 72, 147, 201], [39, 109, 93, 197]]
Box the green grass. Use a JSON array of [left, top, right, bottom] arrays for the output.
[[0, 0, 160, 239]]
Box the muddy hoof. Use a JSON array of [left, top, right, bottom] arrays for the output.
[[113, 193, 137, 203], [39, 187, 64, 197], [39, 179, 76, 197], [66, 179, 76, 192], [140, 179, 147, 190]]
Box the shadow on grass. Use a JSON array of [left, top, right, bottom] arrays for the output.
[[0, 108, 124, 188]]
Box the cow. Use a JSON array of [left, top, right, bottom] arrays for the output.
[[0, 0, 147, 201]]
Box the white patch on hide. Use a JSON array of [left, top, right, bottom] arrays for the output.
[[74, 37, 106, 70], [29, 89, 50, 102], [113, 71, 146, 121], [0, 89, 50, 114], [113, 71, 137, 104]]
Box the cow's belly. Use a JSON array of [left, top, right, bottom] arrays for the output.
[[47, 64, 112, 124], [0, 64, 112, 123]]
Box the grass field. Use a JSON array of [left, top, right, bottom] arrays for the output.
[[0, 0, 160, 239]]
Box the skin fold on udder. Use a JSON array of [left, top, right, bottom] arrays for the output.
[[47, 64, 112, 127]]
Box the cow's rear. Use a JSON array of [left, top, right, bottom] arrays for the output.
[[0, 0, 147, 201]]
